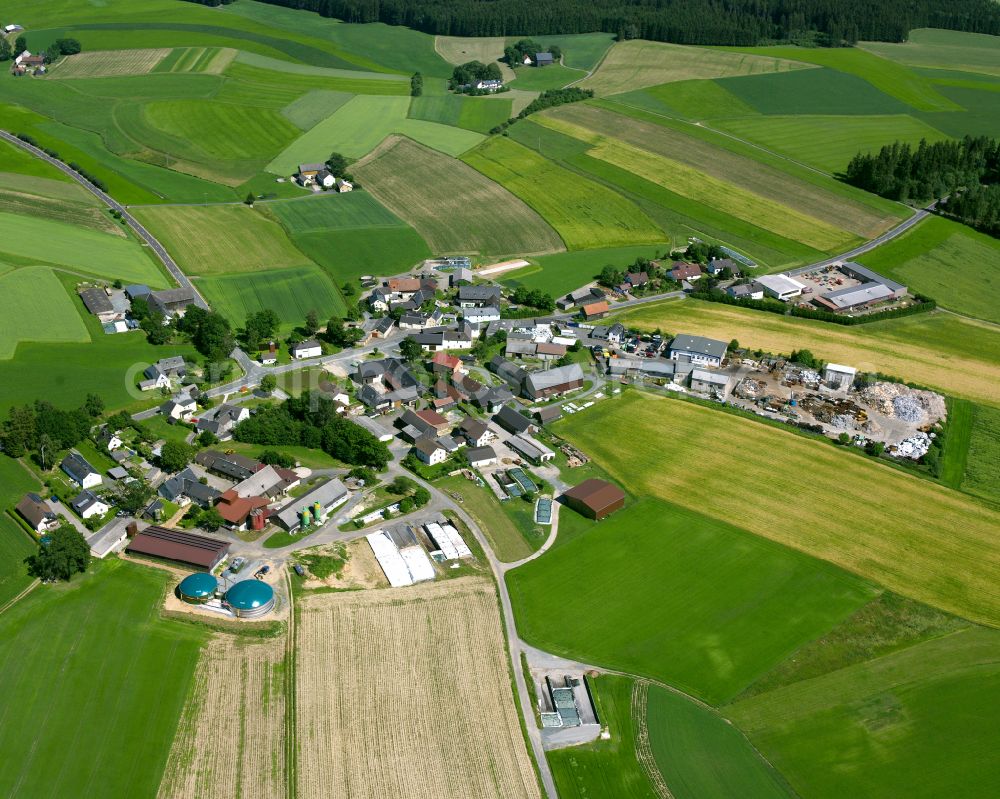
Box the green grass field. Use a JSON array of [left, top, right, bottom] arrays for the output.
[[0, 559, 207, 797], [132, 204, 312, 276], [554, 391, 1000, 625], [264, 191, 407, 232], [860, 216, 1000, 323], [860, 28, 1000, 77], [153, 46, 235, 74], [0, 136, 76, 182], [646, 684, 793, 798], [0, 212, 167, 285], [508, 497, 874, 702], [355, 136, 564, 256], [502, 245, 665, 297], [464, 136, 663, 250], [508, 63, 583, 91], [727, 627, 1000, 799], [437, 476, 544, 561], [0, 456, 41, 609], [612, 78, 760, 121], [0, 267, 90, 359], [280, 89, 353, 130], [940, 398, 974, 491], [548, 675, 659, 799], [408, 94, 513, 133], [963, 404, 1000, 505], [197, 264, 346, 327]]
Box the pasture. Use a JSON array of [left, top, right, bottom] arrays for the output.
[[541, 104, 901, 239], [435, 36, 514, 82], [0, 136, 75, 182], [547, 675, 659, 799], [860, 216, 1000, 323], [502, 245, 665, 297], [295, 226, 431, 282], [645, 684, 793, 798], [132, 204, 312, 276], [153, 46, 235, 74], [265, 192, 407, 232], [267, 95, 483, 171], [963, 404, 1000, 505], [613, 78, 759, 121], [860, 28, 1000, 77], [158, 633, 287, 799], [0, 560, 207, 798], [408, 94, 513, 133], [295, 578, 539, 799], [713, 114, 950, 173], [0, 175, 122, 236], [197, 265, 345, 327], [0, 267, 90, 359], [581, 40, 812, 95], [52, 48, 171, 78], [355, 136, 564, 255], [508, 497, 874, 703], [280, 90, 353, 130], [614, 299, 1000, 406], [463, 136, 664, 250], [508, 63, 582, 91], [555, 391, 1000, 625], [727, 627, 1000, 799], [0, 456, 40, 610], [0, 212, 167, 285]]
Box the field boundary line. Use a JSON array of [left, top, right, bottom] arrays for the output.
[[631, 679, 674, 799], [284, 568, 297, 799], [0, 579, 39, 616]]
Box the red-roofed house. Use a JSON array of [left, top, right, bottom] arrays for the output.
[[670, 262, 703, 282], [216, 490, 270, 530], [430, 351, 463, 376], [581, 301, 609, 320]]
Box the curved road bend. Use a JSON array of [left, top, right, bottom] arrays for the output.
[[0, 129, 209, 309]]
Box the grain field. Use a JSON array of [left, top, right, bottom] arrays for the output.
[[296, 577, 540, 799]]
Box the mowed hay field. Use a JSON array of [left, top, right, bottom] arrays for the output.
[[296, 578, 539, 799], [963, 404, 1000, 505], [464, 137, 664, 250], [158, 634, 286, 799], [615, 299, 1000, 406], [153, 46, 237, 75], [0, 560, 207, 798], [860, 28, 1000, 77], [0, 457, 40, 609], [726, 627, 1000, 799], [198, 265, 345, 325], [581, 40, 813, 95], [355, 136, 564, 255], [132, 204, 313, 275], [52, 48, 171, 78], [556, 392, 1000, 625], [435, 36, 515, 82], [0, 267, 89, 358], [541, 104, 901, 239]]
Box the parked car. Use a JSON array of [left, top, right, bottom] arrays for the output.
[[229, 557, 245, 573], [293, 564, 305, 577]]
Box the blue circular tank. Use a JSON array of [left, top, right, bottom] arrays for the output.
[[177, 572, 218, 603], [225, 580, 275, 618]]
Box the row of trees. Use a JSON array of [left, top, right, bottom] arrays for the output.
[[488, 87, 593, 134], [233, 391, 391, 468], [256, 0, 1000, 46], [508, 287, 555, 311], [1, 396, 105, 463]]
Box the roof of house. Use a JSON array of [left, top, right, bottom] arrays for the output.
[[669, 334, 728, 360], [625, 271, 649, 285], [670, 262, 702, 279], [79, 288, 114, 316], [534, 404, 563, 423], [431, 351, 461, 369], [728, 283, 760, 297], [413, 437, 445, 457], [230, 464, 296, 499], [535, 52, 554, 62], [16, 493, 54, 528], [465, 445, 497, 463], [840, 262, 905, 293], [582, 301, 609, 316], [388, 277, 421, 293], [273, 478, 348, 528], [818, 281, 894, 310], [525, 363, 584, 393], [457, 285, 502, 302], [291, 339, 321, 353], [562, 479, 625, 513], [148, 288, 196, 310], [126, 526, 229, 568], [372, 316, 395, 334], [61, 451, 98, 483], [415, 408, 449, 428], [535, 342, 567, 357], [508, 433, 554, 461], [690, 368, 730, 385], [108, 466, 130, 480], [494, 404, 532, 433], [215, 490, 270, 525], [298, 162, 326, 173], [460, 417, 491, 440], [506, 339, 536, 356], [71, 489, 105, 513], [195, 449, 261, 480]]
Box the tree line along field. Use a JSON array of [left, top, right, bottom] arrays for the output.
[[549, 391, 1000, 625], [614, 299, 1000, 407], [295, 578, 540, 799], [0, 560, 207, 798], [354, 136, 565, 256]]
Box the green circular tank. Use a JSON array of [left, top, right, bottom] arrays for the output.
[[225, 579, 275, 618], [176, 572, 218, 604]]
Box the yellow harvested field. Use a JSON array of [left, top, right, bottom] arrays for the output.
[[354, 136, 564, 256], [581, 40, 813, 95], [296, 578, 540, 799], [436, 36, 515, 81], [52, 48, 170, 78], [543, 104, 900, 239], [615, 300, 1000, 406], [558, 391, 1000, 625], [158, 634, 286, 799]]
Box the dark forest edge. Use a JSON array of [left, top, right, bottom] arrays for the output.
[[222, 0, 1000, 47]]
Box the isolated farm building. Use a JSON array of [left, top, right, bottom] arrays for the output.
[[273, 478, 349, 531], [668, 334, 727, 367], [670, 262, 702, 282], [535, 342, 567, 361], [581, 301, 609, 320], [159, 467, 221, 509], [127, 525, 230, 570], [291, 339, 322, 359], [494, 404, 534, 435], [225, 579, 275, 618], [824, 363, 857, 390], [508, 433, 554, 464], [79, 287, 117, 322], [474, 79, 503, 92], [296, 162, 326, 184], [690, 368, 731, 395], [147, 288, 197, 319], [558, 286, 603, 310], [535, 52, 555, 66], [413, 436, 448, 466], [196, 449, 261, 481], [16, 493, 58, 533], [813, 282, 896, 312], [315, 168, 336, 189], [61, 452, 102, 489], [757, 274, 807, 301], [176, 572, 219, 605], [464, 306, 501, 325], [727, 282, 764, 301], [465, 446, 498, 468], [459, 417, 494, 448], [524, 363, 584, 400], [562, 479, 625, 520], [70, 489, 109, 520], [457, 284, 502, 308], [534, 404, 563, 425], [450, 267, 474, 286]]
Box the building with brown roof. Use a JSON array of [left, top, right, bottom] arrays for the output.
[[670, 262, 703, 282], [581, 301, 609, 320], [561, 479, 626, 520], [216, 490, 271, 530], [16, 493, 58, 533], [126, 526, 230, 569]]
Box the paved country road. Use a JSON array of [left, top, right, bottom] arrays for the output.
[[0, 129, 209, 309]]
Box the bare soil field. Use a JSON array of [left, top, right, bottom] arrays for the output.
[[301, 539, 388, 590], [158, 634, 287, 799], [296, 577, 540, 799]]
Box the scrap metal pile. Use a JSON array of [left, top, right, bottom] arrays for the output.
[[858, 382, 946, 425]]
